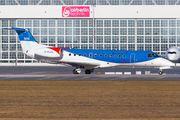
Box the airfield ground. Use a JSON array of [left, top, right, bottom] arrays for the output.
[[0, 81, 180, 120]]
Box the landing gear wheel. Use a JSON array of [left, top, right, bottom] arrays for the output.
[[85, 70, 91, 74], [159, 71, 163, 75], [73, 68, 81, 74]]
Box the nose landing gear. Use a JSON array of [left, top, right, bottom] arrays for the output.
[[73, 68, 81, 74], [159, 69, 163, 75]]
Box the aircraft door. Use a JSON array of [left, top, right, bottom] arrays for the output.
[[130, 54, 135, 63], [59, 49, 64, 59]]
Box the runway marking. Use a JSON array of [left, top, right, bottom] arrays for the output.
[[0, 75, 45, 78]]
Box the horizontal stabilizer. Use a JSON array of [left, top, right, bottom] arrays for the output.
[[3, 27, 26, 31]]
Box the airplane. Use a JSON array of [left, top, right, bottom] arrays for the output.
[[166, 46, 180, 63], [3, 27, 175, 75]]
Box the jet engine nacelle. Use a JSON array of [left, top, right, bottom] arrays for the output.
[[27, 48, 64, 61], [166, 47, 180, 63]]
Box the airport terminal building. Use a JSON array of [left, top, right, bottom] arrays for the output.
[[1, 0, 180, 65]]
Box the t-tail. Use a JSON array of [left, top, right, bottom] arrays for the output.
[[3, 27, 70, 62], [3, 27, 46, 54]]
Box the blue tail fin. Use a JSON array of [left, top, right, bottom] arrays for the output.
[[3, 27, 46, 53], [3, 27, 37, 42]]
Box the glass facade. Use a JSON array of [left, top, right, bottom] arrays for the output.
[[1, 19, 180, 63], [0, 0, 180, 5]]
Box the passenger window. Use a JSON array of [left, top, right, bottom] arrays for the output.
[[148, 54, 153, 58], [123, 55, 125, 58], [105, 54, 107, 57], [94, 54, 97, 57], [84, 54, 86, 56], [74, 54, 76, 56], [99, 54, 102, 57], [118, 54, 121, 57], [109, 54, 112, 57], [114, 54, 116, 57], [79, 53, 81, 56], [89, 54, 92, 57], [69, 53, 71, 56]]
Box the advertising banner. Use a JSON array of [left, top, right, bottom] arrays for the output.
[[62, 6, 90, 17]]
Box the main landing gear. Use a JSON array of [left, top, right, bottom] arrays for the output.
[[85, 69, 94, 74], [73, 68, 94, 74], [159, 69, 163, 75]]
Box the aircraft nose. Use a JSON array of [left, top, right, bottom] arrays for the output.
[[161, 58, 175, 67]]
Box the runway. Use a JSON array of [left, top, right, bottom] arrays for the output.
[[0, 66, 180, 80]]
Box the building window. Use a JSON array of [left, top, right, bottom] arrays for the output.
[[120, 36, 127, 43], [120, 28, 127, 35], [112, 20, 119, 27], [161, 28, 168, 35], [169, 36, 176, 43], [57, 28, 64, 35], [41, 20, 47, 27], [145, 20, 152, 27], [137, 20, 144, 27], [145, 28, 151, 35], [153, 36, 160, 43], [104, 28, 111, 35], [128, 44, 135, 50], [96, 36, 103, 43], [81, 28, 88, 35], [153, 28, 160, 35], [81, 36, 88, 43], [104, 36, 111, 43], [137, 44, 144, 51], [145, 36, 152, 43], [104, 44, 111, 50], [112, 28, 119, 35], [104, 20, 111, 27], [57, 20, 64, 27], [65, 36, 72, 43], [128, 36, 135, 43], [145, 44, 152, 51], [137, 36, 144, 43], [169, 20, 176, 27], [161, 20, 168, 27], [81, 20, 88, 27], [128, 20, 135, 27], [128, 28, 135, 35], [161, 36, 168, 43], [57, 36, 64, 43], [96, 28, 103, 35], [81, 44, 88, 49], [153, 20, 160, 27], [120, 20, 127, 27], [65, 20, 72, 27], [112, 36, 119, 43]]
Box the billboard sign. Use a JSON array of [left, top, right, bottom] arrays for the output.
[[62, 6, 90, 17]]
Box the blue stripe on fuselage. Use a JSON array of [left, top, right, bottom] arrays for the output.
[[64, 49, 159, 63]]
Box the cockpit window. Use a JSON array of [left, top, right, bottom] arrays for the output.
[[168, 52, 177, 54], [148, 54, 153, 58], [152, 53, 159, 57]]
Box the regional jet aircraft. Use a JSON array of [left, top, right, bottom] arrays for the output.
[[3, 27, 175, 75], [166, 46, 180, 63]]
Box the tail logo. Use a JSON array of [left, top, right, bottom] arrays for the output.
[[24, 37, 30, 41]]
